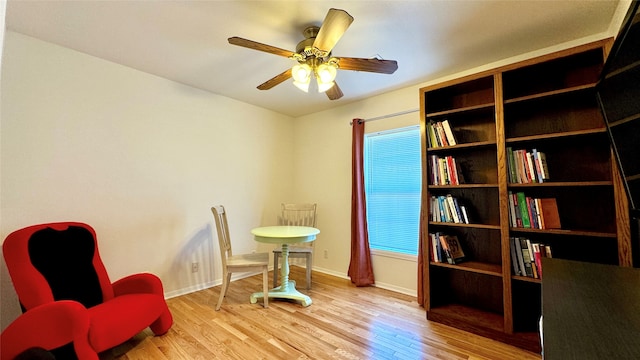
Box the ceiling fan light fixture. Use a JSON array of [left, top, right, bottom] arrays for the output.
[[292, 63, 312, 82], [317, 80, 335, 93], [293, 77, 311, 92], [316, 63, 337, 83]]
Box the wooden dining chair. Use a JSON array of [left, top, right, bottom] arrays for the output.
[[272, 203, 317, 290], [211, 205, 269, 310]]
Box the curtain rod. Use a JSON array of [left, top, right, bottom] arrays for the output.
[[350, 108, 419, 125]]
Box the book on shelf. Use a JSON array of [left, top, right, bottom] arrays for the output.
[[510, 237, 552, 279], [538, 151, 550, 180], [532, 149, 543, 183], [429, 232, 440, 262], [429, 232, 447, 263], [526, 196, 540, 229], [435, 122, 449, 146], [460, 204, 471, 224], [526, 152, 536, 184], [532, 243, 543, 278], [510, 237, 522, 276], [526, 239, 539, 279], [540, 198, 561, 229], [534, 198, 545, 229], [441, 120, 457, 146], [443, 235, 465, 264], [507, 147, 517, 183], [508, 191, 518, 227], [446, 156, 459, 185], [512, 237, 527, 277], [519, 238, 534, 277], [431, 233, 465, 264], [446, 195, 461, 223], [508, 193, 561, 230], [430, 194, 470, 224], [506, 148, 551, 184], [428, 155, 463, 185], [516, 192, 531, 228], [427, 122, 438, 148], [426, 120, 457, 148]]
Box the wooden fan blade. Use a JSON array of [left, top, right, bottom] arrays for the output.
[[228, 37, 296, 58], [313, 8, 354, 53], [326, 82, 343, 100], [257, 68, 293, 90], [336, 57, 398, 74]]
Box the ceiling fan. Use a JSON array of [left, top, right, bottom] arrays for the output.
[[228, 8, 398, 100]]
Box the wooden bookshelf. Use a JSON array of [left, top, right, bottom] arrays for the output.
[[419, 38, 632, 353]]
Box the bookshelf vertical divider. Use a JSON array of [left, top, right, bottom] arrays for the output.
[[494, 72, 513, 335], [420, 38, 631, 353]]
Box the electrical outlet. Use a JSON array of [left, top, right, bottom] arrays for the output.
[[323, 249, 328, 259], [191, 262, 199, 273]]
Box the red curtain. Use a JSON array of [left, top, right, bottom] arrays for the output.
[[348, 119, 375, 286], [417, 204, 425, 306]]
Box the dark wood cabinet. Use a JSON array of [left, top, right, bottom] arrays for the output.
[[420, 38, 633, 352]]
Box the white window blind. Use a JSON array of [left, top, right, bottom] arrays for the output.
[[364, 126, 422, 256]]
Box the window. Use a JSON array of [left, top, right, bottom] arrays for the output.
[[364, 126, 422, 257]]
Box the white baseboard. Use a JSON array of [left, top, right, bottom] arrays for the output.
[[165, 266, 417, 299], [164, 271, 265, 299], [306, 266, 417, 297]]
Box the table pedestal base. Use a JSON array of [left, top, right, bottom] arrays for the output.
[[250, 279, 312, 307]]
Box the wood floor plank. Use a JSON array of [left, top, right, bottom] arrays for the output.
[[99, 267, 541, 360]]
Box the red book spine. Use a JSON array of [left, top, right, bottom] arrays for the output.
[[534, 246, 543, 279]]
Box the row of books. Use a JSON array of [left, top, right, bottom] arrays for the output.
[[510, 237, 552, 279], [507, 147, 550, 184], [428, 155, 465, 185], [429, 232, 466, 264], [426, 120, 457, 148], [508, 191, 561, 229], [430, 194, 471, 224]]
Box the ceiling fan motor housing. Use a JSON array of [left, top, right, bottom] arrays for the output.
[[296, 26, 326, 61]]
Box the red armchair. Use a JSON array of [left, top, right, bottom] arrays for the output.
[[1, 222, 173, 359]]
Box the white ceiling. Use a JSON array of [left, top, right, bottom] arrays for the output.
[[5, 1, 626, 117]]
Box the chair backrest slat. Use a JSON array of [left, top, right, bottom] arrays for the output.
[[211, 205, 232, 267], [278, 203, 317, 227]]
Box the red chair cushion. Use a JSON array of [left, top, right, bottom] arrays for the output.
[[87, 294, 166, 353]]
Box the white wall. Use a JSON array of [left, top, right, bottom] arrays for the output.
[[0, 32, 294, 330]]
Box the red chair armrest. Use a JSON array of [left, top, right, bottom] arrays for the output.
[[112, 273, 165, 297], [1, 301, 98, 360]]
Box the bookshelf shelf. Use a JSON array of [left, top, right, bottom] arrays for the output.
[[509, 227, 617, 238], [429, 183, 498, 189], [426, 102, 495, 117], [628, 174, 640, 182], [430, 221, 501, 230], [420, 39, 632, 353], [603, 58, 640, 79], [427, 140, 495, 151], [608, 112, 640, 127], [508, 181, 613, 187], [428, 304, 505, 333], [503, 83, 596, 104], [505, 128, 606, 143], [431, 260, 502, 277], [512, 275, 541, 284]]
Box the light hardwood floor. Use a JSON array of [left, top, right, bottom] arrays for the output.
[[100, 267, 541, 360]]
